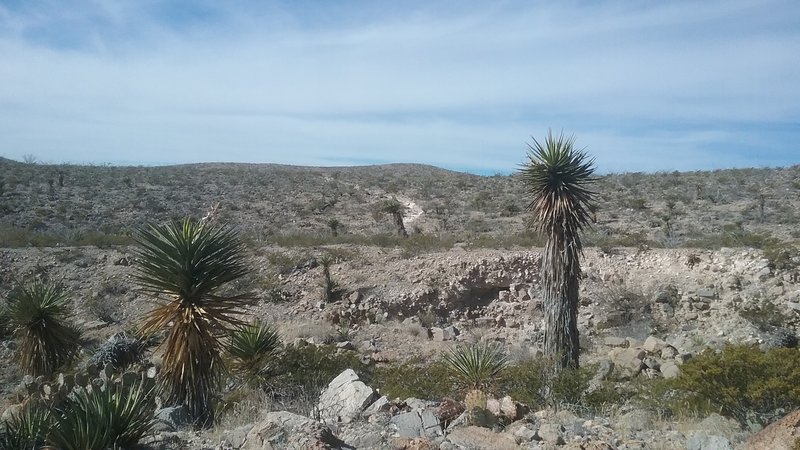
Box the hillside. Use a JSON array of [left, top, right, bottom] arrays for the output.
[[1, 158, 799, 251], [1, 158, 800, 449]]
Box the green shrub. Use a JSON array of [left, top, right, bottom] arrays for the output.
[[666, 345, 800, 426], [500, 359, 625, 413], [372, 360, 456, 400], [271, 344, 369, 396], [7, 279, 82, 376]]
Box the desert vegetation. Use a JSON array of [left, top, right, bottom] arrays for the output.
[[0, 155, 799, 448]]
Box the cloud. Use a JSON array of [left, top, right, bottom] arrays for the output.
[[0, 0, 798, 173]]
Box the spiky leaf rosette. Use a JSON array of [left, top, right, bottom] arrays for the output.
[[7, 279, 81, 376], [49, 382, 155, 450], [134, 219, 254, 427], [0, 401, 49, 450], [519, 130, 596, 370], [442, 342, 508, 391], [227, 321, 281, 387]]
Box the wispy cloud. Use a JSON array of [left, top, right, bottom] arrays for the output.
[[0, 0, 798, 173]]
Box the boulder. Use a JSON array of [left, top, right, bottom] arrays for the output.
[[244, 411, 345, 450], [447, 426, 522, 450], [608, 347, 645, 377], [153, 405, 190, 432], [317, 369, 377, 424], [390, 409, 442, 438], [660, 361, 681, 379], [643, 335, 668, 353], [687, 432, 733, 450], [738, 409, 800, 450]]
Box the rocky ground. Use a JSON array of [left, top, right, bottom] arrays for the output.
[[1, 243, 799, 449]]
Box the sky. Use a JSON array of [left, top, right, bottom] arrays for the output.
[[0, 0, 798, 175]]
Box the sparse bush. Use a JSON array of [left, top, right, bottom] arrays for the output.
[[665, 345, 800, 426], [269, 344, 369, 412], [7, 279, 82, 376], [89, 332, 147, 371], [372, 359, 455, 400], [500, 358, 624, 413]]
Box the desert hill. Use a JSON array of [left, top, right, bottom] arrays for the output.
[[1, 157, 799, 448]]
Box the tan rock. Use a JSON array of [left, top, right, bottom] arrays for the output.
[[447, 426, 522, 450], [738, 409, 800, 450]]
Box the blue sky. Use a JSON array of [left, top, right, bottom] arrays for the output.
[[0, 0, 798, 174]]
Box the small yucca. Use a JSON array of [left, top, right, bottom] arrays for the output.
[[442, 342, 509, 391], [7, 279, 81, 376], [0, 401, 49, 450], [227, 321, 281, 387], [49, 382, 155, 450]]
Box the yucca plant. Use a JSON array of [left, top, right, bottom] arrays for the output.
[[519, 130, 596, 370], [442, 342, 509, 391], [49, 382, 155, 450], [380, 198, 408, 238], [227, 321, 281, 387], [319, 255, 341, 303], [0, 401, 49, 450], [134, 219, 253, 427], [6, 279, 81, 376]]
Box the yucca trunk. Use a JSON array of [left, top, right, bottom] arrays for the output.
[[392, 212, 408, 238], [541, 229, 582, 369], [519, 130, 596, 372]]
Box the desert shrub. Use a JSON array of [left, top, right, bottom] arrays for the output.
[[500, 358, 625, 413], [89, 332, 147, 371], [49, 382, 156, 450], [763, 244, 800, 271], [682, 228, 775, 250], [584, 230, 658, 249], [739, 302, 791, 334], [466, 232, 545, 249], [373, 359, 455, 400], [442, 342, 508, 391], [227, 321, 281, 388], [7, 279, 82, 376], [666, 345, 800, 426], [270, 344, 369, 400], [0, 402, 49, 450]]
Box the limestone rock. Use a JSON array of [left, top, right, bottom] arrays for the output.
[[447, 426, 522, 450], [687, 432, 732, 450], [643, 335, 668, 353], [244, 411, 345, 450], [390, 409, 442, 438], [317, 369, 377, 424], [153, 405, 190, 432]]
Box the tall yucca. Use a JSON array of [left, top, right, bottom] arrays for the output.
[[519, 131, 596, 370], [7, 279, 81, 376], [134, 219, 253, 427]]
